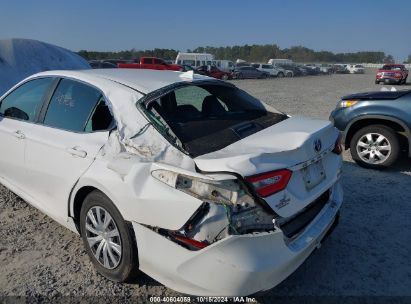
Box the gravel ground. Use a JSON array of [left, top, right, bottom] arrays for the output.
[[1, 69, 410, 302]]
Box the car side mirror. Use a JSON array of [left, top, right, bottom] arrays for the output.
[[4, 107, 29, 120]]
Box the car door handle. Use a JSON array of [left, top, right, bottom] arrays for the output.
[[66, 147, 87, 158], [14, 130, 25, 139]]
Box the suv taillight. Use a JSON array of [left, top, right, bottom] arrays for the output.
[[246, 169, 292, 197]]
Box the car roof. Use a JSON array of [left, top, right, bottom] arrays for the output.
[[33, 68, 214, 94]]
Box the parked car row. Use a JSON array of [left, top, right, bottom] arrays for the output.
[[88, 57, 408, 86]]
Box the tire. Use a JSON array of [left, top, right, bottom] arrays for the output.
[[286, 72, 293, 77], [221, 74, 228, 80], [237, 73, 243, 79], [80, 190, 138, 282], [350, 125, 400, 169], [375, 80, 379, 84], [277, 72, 284, 78]]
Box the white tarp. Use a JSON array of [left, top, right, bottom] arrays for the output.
[[0, 38, 90, 96]]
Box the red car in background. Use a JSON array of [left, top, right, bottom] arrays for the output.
[[196, 65, 233, 80], [118, 57, 182, 71], [375, 64, 408, 85]]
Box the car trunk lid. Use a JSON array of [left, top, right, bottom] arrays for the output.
[[194, 116, 337, 177], [194, 116, 339, 217]]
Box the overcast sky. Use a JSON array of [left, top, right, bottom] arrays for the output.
[[1, 0, 410, 61]]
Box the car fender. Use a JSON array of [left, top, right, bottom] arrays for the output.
[[343, 114, 411, 155]]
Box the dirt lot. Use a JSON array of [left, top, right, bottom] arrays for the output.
[[0, 69, 410, 302]]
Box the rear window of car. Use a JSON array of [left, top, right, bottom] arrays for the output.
[[146, 84, 287, 156]]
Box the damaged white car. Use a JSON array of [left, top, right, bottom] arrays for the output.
[[0, 69, 343, 296]]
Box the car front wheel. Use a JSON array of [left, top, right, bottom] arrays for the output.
[[350, 125, 400, 169], [80, 190, 138, 282]]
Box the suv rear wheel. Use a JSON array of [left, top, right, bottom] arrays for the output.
[[350, 125, 400, 169]]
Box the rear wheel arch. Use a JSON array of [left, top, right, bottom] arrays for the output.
[[71, 186, 99, 233], [345, 117, 410, 151]]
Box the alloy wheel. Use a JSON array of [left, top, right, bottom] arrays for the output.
[[356, 133, 391, 164]]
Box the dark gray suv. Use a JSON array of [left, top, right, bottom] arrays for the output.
[[330, 89, 411, 168]]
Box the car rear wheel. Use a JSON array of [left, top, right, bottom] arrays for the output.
[[375, 80, 379, 84], [350, 125, 400, 169], [237, 73, 243, 79], [277, 72, 284, 78], [221, 74, 229, 80], [80, 190, 138, 282]]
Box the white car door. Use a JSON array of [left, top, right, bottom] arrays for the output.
[[21, 78, 112, 222], [0, 78, 54, 191]]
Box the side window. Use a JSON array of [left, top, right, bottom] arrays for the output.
[[43, 79, 112, 132], [154, 58, 163, 64], [143, 58, 152, 64], [0, 78, 53, 121]]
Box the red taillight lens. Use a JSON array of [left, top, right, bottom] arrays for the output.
[[174, 236, 209, 249], [246, 169, 292, 197], [332, 133, 343, 155]]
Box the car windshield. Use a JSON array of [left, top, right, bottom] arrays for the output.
[[382, 65, 402, 70], [146, 84, 287, 156]]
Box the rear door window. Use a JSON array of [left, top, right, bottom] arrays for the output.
[[0, 78, 53, 122], [43, 79, 112, 132]]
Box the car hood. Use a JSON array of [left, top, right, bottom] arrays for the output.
[[342, 90, 411, 101], [194, 116, 337, 177]]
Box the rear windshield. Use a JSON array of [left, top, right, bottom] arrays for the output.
[[146, 84, 287, 157]]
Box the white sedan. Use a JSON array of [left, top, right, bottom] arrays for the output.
[[0, 69, 343, 296]]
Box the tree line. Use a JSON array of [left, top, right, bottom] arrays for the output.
[[78, 44, 405, 64]]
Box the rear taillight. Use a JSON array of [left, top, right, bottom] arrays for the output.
[[332, 133, 343, 155], [246, 169, 292, 197], [174, 235, 209, 249]]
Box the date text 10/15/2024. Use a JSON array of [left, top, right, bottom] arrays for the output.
[[149, 296, 257, 302]]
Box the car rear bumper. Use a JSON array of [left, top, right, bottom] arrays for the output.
[[132, 181, 343, 296]]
